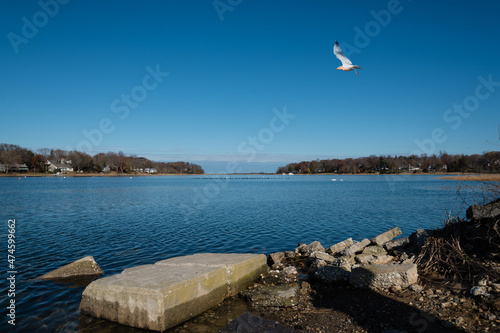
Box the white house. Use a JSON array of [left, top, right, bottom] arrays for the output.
[[46, 160, 73, 172]]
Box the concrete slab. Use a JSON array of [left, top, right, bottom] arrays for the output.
[[80, 253, 267, 332]]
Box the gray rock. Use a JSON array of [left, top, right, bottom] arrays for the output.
[[409, 229, 435, 249], [466, 200, 500, 220], [339, 238, 370, 256], [305, 241, 325, 254], [262, 266, 299, 285], [309, 251, 336, 263], [295, 241, 325, 256], [349, 263, 418, 289], [268, 252, 285, 267], [295, 243, 307, 254], [330, 256, 355, 271], [362, 246, 387, 256], [384, 237, 410, 250], [327, 238, 353, 255], [355, 254, 393, 266], [370, 227, 402, 246], [470, 286, 488, 296], [241, 285, 299, 308], [371, 255, 394, 265], [484, 313, 496, 321], [38, 256, 103, 280], [409, 284, 424, 293], [355, 254, 375, 265], [314, 266, 350, 284]]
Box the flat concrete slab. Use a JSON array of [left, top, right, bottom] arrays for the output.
[[80, 253, 267, 332]]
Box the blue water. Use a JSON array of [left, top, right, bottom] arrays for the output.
[[0, 175, 470, 332]]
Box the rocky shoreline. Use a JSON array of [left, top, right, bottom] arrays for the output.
[[216, 200, 500, 333]]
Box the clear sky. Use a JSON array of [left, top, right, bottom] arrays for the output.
[[1, 0, 499, 173]]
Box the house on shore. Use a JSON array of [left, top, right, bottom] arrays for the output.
[[46, 160, 74, 173], [0, 164, 29, 173]]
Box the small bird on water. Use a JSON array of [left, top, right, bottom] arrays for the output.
[[333, 41, 362, 76]]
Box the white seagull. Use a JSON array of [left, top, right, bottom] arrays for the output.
[[333, 41, 362, 76]]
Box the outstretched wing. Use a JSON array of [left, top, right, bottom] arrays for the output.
[[333, 41, 352, 66]]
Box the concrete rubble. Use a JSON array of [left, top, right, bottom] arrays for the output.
[[38, 256, 103, 281]]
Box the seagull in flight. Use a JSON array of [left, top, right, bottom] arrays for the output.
[[334, 41, 362, 76]]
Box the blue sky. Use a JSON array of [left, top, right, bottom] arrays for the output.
[[1, 0, 499, 173]]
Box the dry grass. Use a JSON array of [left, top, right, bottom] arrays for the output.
[[439, 174, 500, 182]]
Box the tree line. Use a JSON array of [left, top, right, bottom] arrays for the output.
[[0, 143, 204, 174], [276, 151, 500, 174]]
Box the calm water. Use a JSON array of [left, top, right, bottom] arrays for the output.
[[0, 175, 470, 332]]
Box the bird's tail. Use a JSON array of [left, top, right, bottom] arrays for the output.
[[353, 65, 362, 69]]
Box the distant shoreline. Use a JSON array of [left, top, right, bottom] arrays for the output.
[[2, 172, 499, 179]]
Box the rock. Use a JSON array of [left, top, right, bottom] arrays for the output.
[[466, 200, 500, 220], [371, 255, 394, 265], [409, 284, 424, 293], [455, 317, 465, 325], [295, 243, 307, 254], [339, 238, 370, 256], [241, 285, 299, 308], [268, 252, 285, 267], [355, 253, 393, 266], [314, 266, 350, 284], [484, 313, 496, 321], [384, 237, 410, 250], [284, 251, 295, 258], [330, 256, 355, 271], [492, 283, 500, 293], [390, 285, 401, 293], [327, 238, 353, 255], [305, 241, 325, 254], [262, 266, 299, 285], [362, 246, 387, 256], [219, 311, 293, 333], [409, 229, 435, 249], [470, 286, 488, 296], [38, 256, 103, 281], [349, 263, 418, 289], [355, 254, 375, 265], [370, 227, 402, 246], [309, 251, 336, 263], [295, 241, 325, 256]]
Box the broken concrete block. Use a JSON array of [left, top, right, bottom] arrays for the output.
[[314, 266, 350, 284], [370, 227, 402, 246], [349, 263, 418, 289], [339, 238, 370, 256], [327, 238, 353, 255], [38, 256, 103, 281], [362, 246, 387, 256], [384, 237, 410, 250]]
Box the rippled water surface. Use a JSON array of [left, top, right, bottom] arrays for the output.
[[0, 175, 469, 332]]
